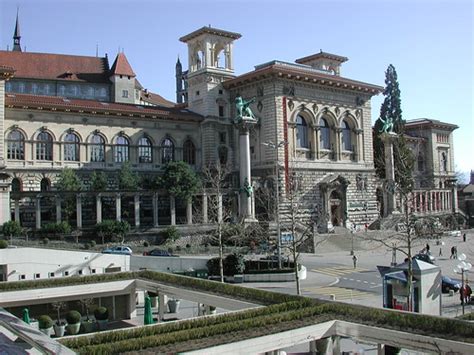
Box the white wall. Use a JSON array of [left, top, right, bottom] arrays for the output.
[[130, 255, 209, 273], [0, 247, 130, 281]]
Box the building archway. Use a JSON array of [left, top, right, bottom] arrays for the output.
[[319, 174, 350, 230]]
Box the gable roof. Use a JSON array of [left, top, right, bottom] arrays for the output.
[[0, 50, 110, 83], [109, 52, 136, 77]]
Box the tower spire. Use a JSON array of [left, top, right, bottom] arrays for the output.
[[13, 8, 22, 52]]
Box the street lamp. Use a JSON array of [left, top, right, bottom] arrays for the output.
[[262, 140, 287, 269], [454, 253, 472, 315]]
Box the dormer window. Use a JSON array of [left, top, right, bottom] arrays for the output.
[[122, 90, 129, 98]]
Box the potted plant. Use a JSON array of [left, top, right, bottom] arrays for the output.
[[94, 306, 109, 330], [65, 310, 81, 335], [167, 298, 181, 313], [51, 301, 66, 337], [78, 298, 95, 333], [38, 315, 53, 336]]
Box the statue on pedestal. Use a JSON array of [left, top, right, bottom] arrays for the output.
[[379, 116, 394, 134], [234, 96, 256, 123]]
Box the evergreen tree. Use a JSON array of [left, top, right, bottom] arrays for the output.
[[90, 171, 108, 191], [56, 168, 81, 191], [161, 161, 200, 201], [118, 161, 139, 190], [374, 64, 414, 190]]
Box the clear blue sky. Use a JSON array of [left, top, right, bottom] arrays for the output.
[[1, 0, 472, 179]]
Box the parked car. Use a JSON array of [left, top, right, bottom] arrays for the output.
[[448, 230, 462, 237], [143, 249, 177, 257], [441, 276, 461, 293], [412, 253, 435, 264], [101, 246, 132, 255]]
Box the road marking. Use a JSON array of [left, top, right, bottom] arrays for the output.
[[311, 266, 369, 277], [303, 286, 374, 300]]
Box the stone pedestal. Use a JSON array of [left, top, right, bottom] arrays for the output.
[[0, 181, 10, 225], [381, 132, 398, 216]]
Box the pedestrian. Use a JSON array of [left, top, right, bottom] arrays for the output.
[[352, 254, 358, 269], [460, 285, 466, 305], [439, 247, 443, 257], [466, 283, 472, 304], [426, 243, 430, 254], [454, 246, 458, 259], [463, 233, 467, 242], [450, 246, 455, 259]]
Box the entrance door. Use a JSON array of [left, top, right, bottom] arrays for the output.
[[329, 190, 342, 226]]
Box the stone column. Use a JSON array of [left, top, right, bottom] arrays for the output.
[[186, 198, 192, 225], [202, 193, 208, 223], [332, 335, 340, 355], [377, 343, 386, 355], [76, 194, 82, 228], [441, 192, 445, 211], [35, 196, 41, 229], [381, 133, 397, 215], [309, 340, 317, 355], [451, 186, 458, 212], [356, 129, 364, 162], [96, 194, 102, 223], [152, 193, 159, 227], [313, 127, 320, 160], [14, 199, 20, 223], [115, 193, 121, 222], [55, 196, 61, 223], [424, 191, 428, 213], [315, 337, 332, 354], [170, 196, 176, 225], [158, 293, 166, 321], [239, 129, 253, 219], [134, 193, 140, 227], [335, 128, 342, 161]]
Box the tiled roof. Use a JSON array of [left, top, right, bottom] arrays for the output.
[[223, 61, 382, 94], [0, 50, 110, 83], [140, 90, 174, 107], [110, 53, 136, 77], [5, 93, 201, 122]]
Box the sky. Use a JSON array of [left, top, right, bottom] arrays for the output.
[[1, 0, 473, 180]]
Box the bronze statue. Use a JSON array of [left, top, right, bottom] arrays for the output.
[[379, 116, 394, 133], [235, 96, 256, 120]]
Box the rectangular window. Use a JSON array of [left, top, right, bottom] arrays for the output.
[[219, 105, 224, 117], [35, 273, 40, 279], [196, 91, 200, 96], [219, 132, 226, 144], [20, 274, 26, 280], [64, 271, 69, 276], [91, 269, 96, 274], [78, 270, 83, 275], [122, 90, 129, 98], [49, 272, 55, 278]]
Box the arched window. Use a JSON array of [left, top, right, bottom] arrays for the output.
[[218, 145, 228, 165], [64, 132, 80, 161], [114, 136, 129, 163], [40, 178, 51, 192], [341, 120, 352, 151], [138, 137, 152, 163], [90, 134, 105, 162], [296, 115, 309, 148], [183, 140, 196, 165], [11, 178, 22, 192], [161, 138, 174, 164], [320, 118, 331, 150], [36, 131, 53, 160], [441, 152, 447, 172], [7, 130, 25, 160]]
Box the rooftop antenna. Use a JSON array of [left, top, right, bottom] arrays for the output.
[[96, 43, 99, 57]]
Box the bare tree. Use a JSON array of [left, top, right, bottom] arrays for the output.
[[280, 170, 317, 295], [201, 163, 233, 283]]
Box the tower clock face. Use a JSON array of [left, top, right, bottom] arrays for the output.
[[15, 39, 19, 44]]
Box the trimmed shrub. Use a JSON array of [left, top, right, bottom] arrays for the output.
[[41, 221, 72, 235], [94, 307, 108, 320], [90, 240, 96, 248], [66, 310, 81, 324], [38, 315, 53, 329], [162, 226, 180, 242], [42, 237, 49, 245], [143, 241, 150, 247], [0, 240, 8, 249], [2, 220, 22, 239]]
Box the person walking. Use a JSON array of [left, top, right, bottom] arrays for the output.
[[463, 233, 467, 242], [439, 247, 443, 257], [450, 246, 455, 259], [454, 246, 458, 259], [466, 283, 472, 304], [352, 254, 358, 269], [426, 243, 430, 254]]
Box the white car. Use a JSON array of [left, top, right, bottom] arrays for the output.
[[101, 246, 132, 255], [448, 230, 461, 237]]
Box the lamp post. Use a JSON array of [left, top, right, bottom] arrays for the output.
[[454, 253, 472, 315], [262, 140, 287, 269]]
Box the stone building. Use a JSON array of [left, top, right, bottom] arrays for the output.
[[0, 17, 459, 232]]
